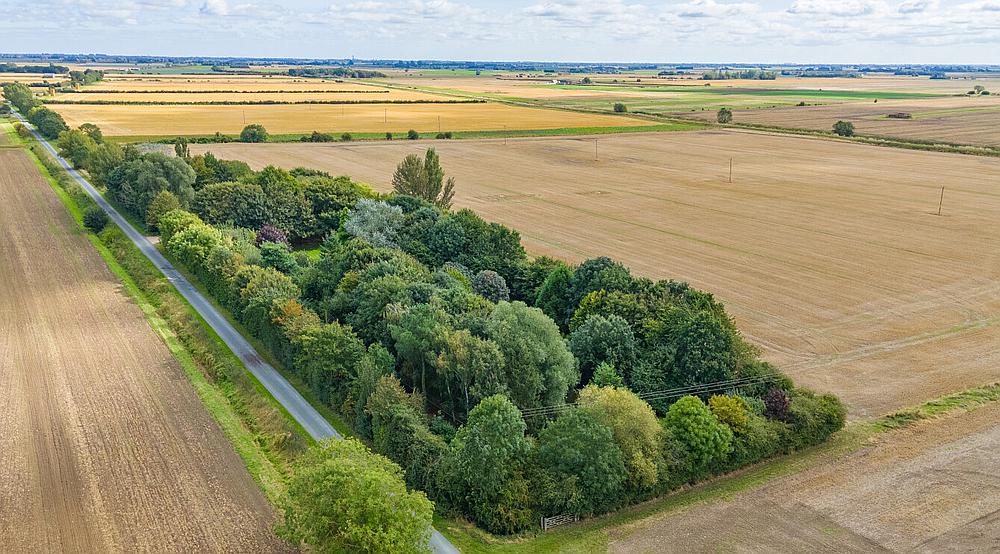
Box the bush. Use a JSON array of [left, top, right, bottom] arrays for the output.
[[385, 132, 393, 140], [662, 395, 732, 480], [407, 129, 419, 140], [341, 132, 352, 142], [471, 270, 509, 302], [785, 390, 846, 449], [833, 120, 855, 137], [613, 103, 627, 113], [717, 107, 733, 124], [255, 224, 288, 246], [240, 123, 269, 143], [83, 206, 109, 233]]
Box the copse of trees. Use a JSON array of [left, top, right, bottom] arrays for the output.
[[71, 122, 846, 539]]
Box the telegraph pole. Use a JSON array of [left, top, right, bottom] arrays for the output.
[[937, 186, 945, 216], [729, 157, 733, 183]]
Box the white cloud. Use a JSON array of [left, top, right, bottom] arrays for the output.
[[787, 0, 877, 16]]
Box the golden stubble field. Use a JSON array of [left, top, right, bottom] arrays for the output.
[[192, 130, 1000, 418], [0, 149, 290, 552]]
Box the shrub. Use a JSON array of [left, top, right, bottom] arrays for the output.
[[260, 241, 299, 274], [407, 129, 419, 140], [717, 107, 733, 124], [385, 132, 393, 140], [613, 103, 627, 113], [83, 206, 109, 233], [158, 209, 203, 245], [708, 394, 751, 434], [255, 223, 288, 246], [240, 123, 269, 143], [578, 385, 662, 491], [341, 132, 352, 142], [785, 390, 846, 449], [591, 362, 624, 388], [763, 386, 791, 421], [833, 120, 855, 137]]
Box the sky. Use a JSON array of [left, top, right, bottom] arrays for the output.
[[5, 0, 1000, 64]]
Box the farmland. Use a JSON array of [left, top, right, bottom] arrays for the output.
[[679, 95, 1000, 146], [191, 129, 1000, 417], [28, 73, 657, 137], [610, 397, 1000, 553], [0, 147, 289, 552]]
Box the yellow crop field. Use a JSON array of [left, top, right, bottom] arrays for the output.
[[50, 89, 443, 103], [51, 101, 655, 136]]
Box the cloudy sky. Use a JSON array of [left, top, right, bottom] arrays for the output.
[[5, 0, 1000, 63]]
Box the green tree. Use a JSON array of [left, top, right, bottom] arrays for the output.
[[78, 123, 103, 143], [485, 301, 578, 410], [613, 102, 627, 113], [56, 129, 97, 169], [240, 123, 269, 143], [280, 438, 433, 554], [471, 269, 509, 302], [28, 106, 68, 139], [2, 82, 37, 112], [663, 395, 733, 478], [833, 120, 855, 137], [260, 241, 299, 274], [83, 142, 125, 186], [569, 314, 637, 385], [578, 385, 662, 491], [535, 408, 627, 516], [535, 263, 575, 330], [391, 148, 456, 209], [442, 395, 532, 534], [708, 394, 751, 434], [145, 190, 180, 230], [105, 152, 196, 220], [717, 107, 733, 124], [293, 321, 365, 407], [591, 362, 624, 388]]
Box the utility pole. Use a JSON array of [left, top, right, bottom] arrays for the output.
[[438, 115, 441, 133], [504, 124, 507, 145], [594, 138, 598, 161], [729, 157, 733, 183], [384, 108, 387, 124], [242, 109, 246, 125], [937, 186, 945, 216]]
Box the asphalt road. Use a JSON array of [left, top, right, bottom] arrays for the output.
[[13, 110, 459, 554]]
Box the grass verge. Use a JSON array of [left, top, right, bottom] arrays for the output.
[[21, 136, 306, 508]]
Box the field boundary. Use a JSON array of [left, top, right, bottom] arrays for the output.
[[441, 380, 1000, 553]]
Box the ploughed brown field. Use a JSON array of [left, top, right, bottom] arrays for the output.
[[0, 149, 289, 552], [192, 129, 1000, 417], [680, 95, 1000, 146]]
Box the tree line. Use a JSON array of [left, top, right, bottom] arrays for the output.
[[2, 82, 69, 139], [56, 123, 846, 551]]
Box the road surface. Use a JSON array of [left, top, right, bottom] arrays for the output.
[[12, 109, 459, 554]]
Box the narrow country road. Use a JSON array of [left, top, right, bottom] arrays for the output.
[[12, 110, 460, 554]]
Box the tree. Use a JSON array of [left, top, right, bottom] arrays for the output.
[[535, 408, 627, 516], [442, 395, 532, 534], [407, 129, 420, 140], [2, 83, 37, 113], [435, 328, 507, 420], [591, 362, 624, 388], [535, 263, 575, 330], [83, 207, 108, 233], [344, 199, 405, 248], [833, 120, 855, 137], [717, 107, 733, 124], [260, 241, 299, 274], [578, 385, 662, 491], [569, 314, 637, 386], [83, 142, 125, 186], [708, 394, 751, 434], [485, 301, 577, 410], [105, 152, 196, 221], [78, 123, 103, 143], [56, 129, 97, 169], [391, 148, 456, 209], [613, 103, 627, 113], [28, 106, 68, 139], [663, 395, 733, 477], [293, 321, 365, 406], [471, 270, 509, 302], [762, 386, 791, 421], [280, 438, 434, 554], [173, 137, 189, 158], [240, 123, 269, 143], [145, 190, 180, 230], [668, 310, 737, 387]]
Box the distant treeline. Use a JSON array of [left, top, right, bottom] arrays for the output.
[[0, 62, 69, 74], [288, 67, 386, 79], [42, 99, 485, 106], [702, 69, 777, 80], [59, 89, 390, 94], [780, 71, 861, 78]]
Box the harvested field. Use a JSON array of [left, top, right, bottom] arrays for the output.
[[0, 148, 289, 553], [192, 130, 1000, 417], [51, 101, 654, 136], [680, 95, 1000, 146], [49, 89, 444, 103], [609, 400, 1000, 553]]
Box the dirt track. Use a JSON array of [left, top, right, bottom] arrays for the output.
[[608, 401, 1000, 553], [0, 148, 290, 552], [193, 130, 1000, 417]]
